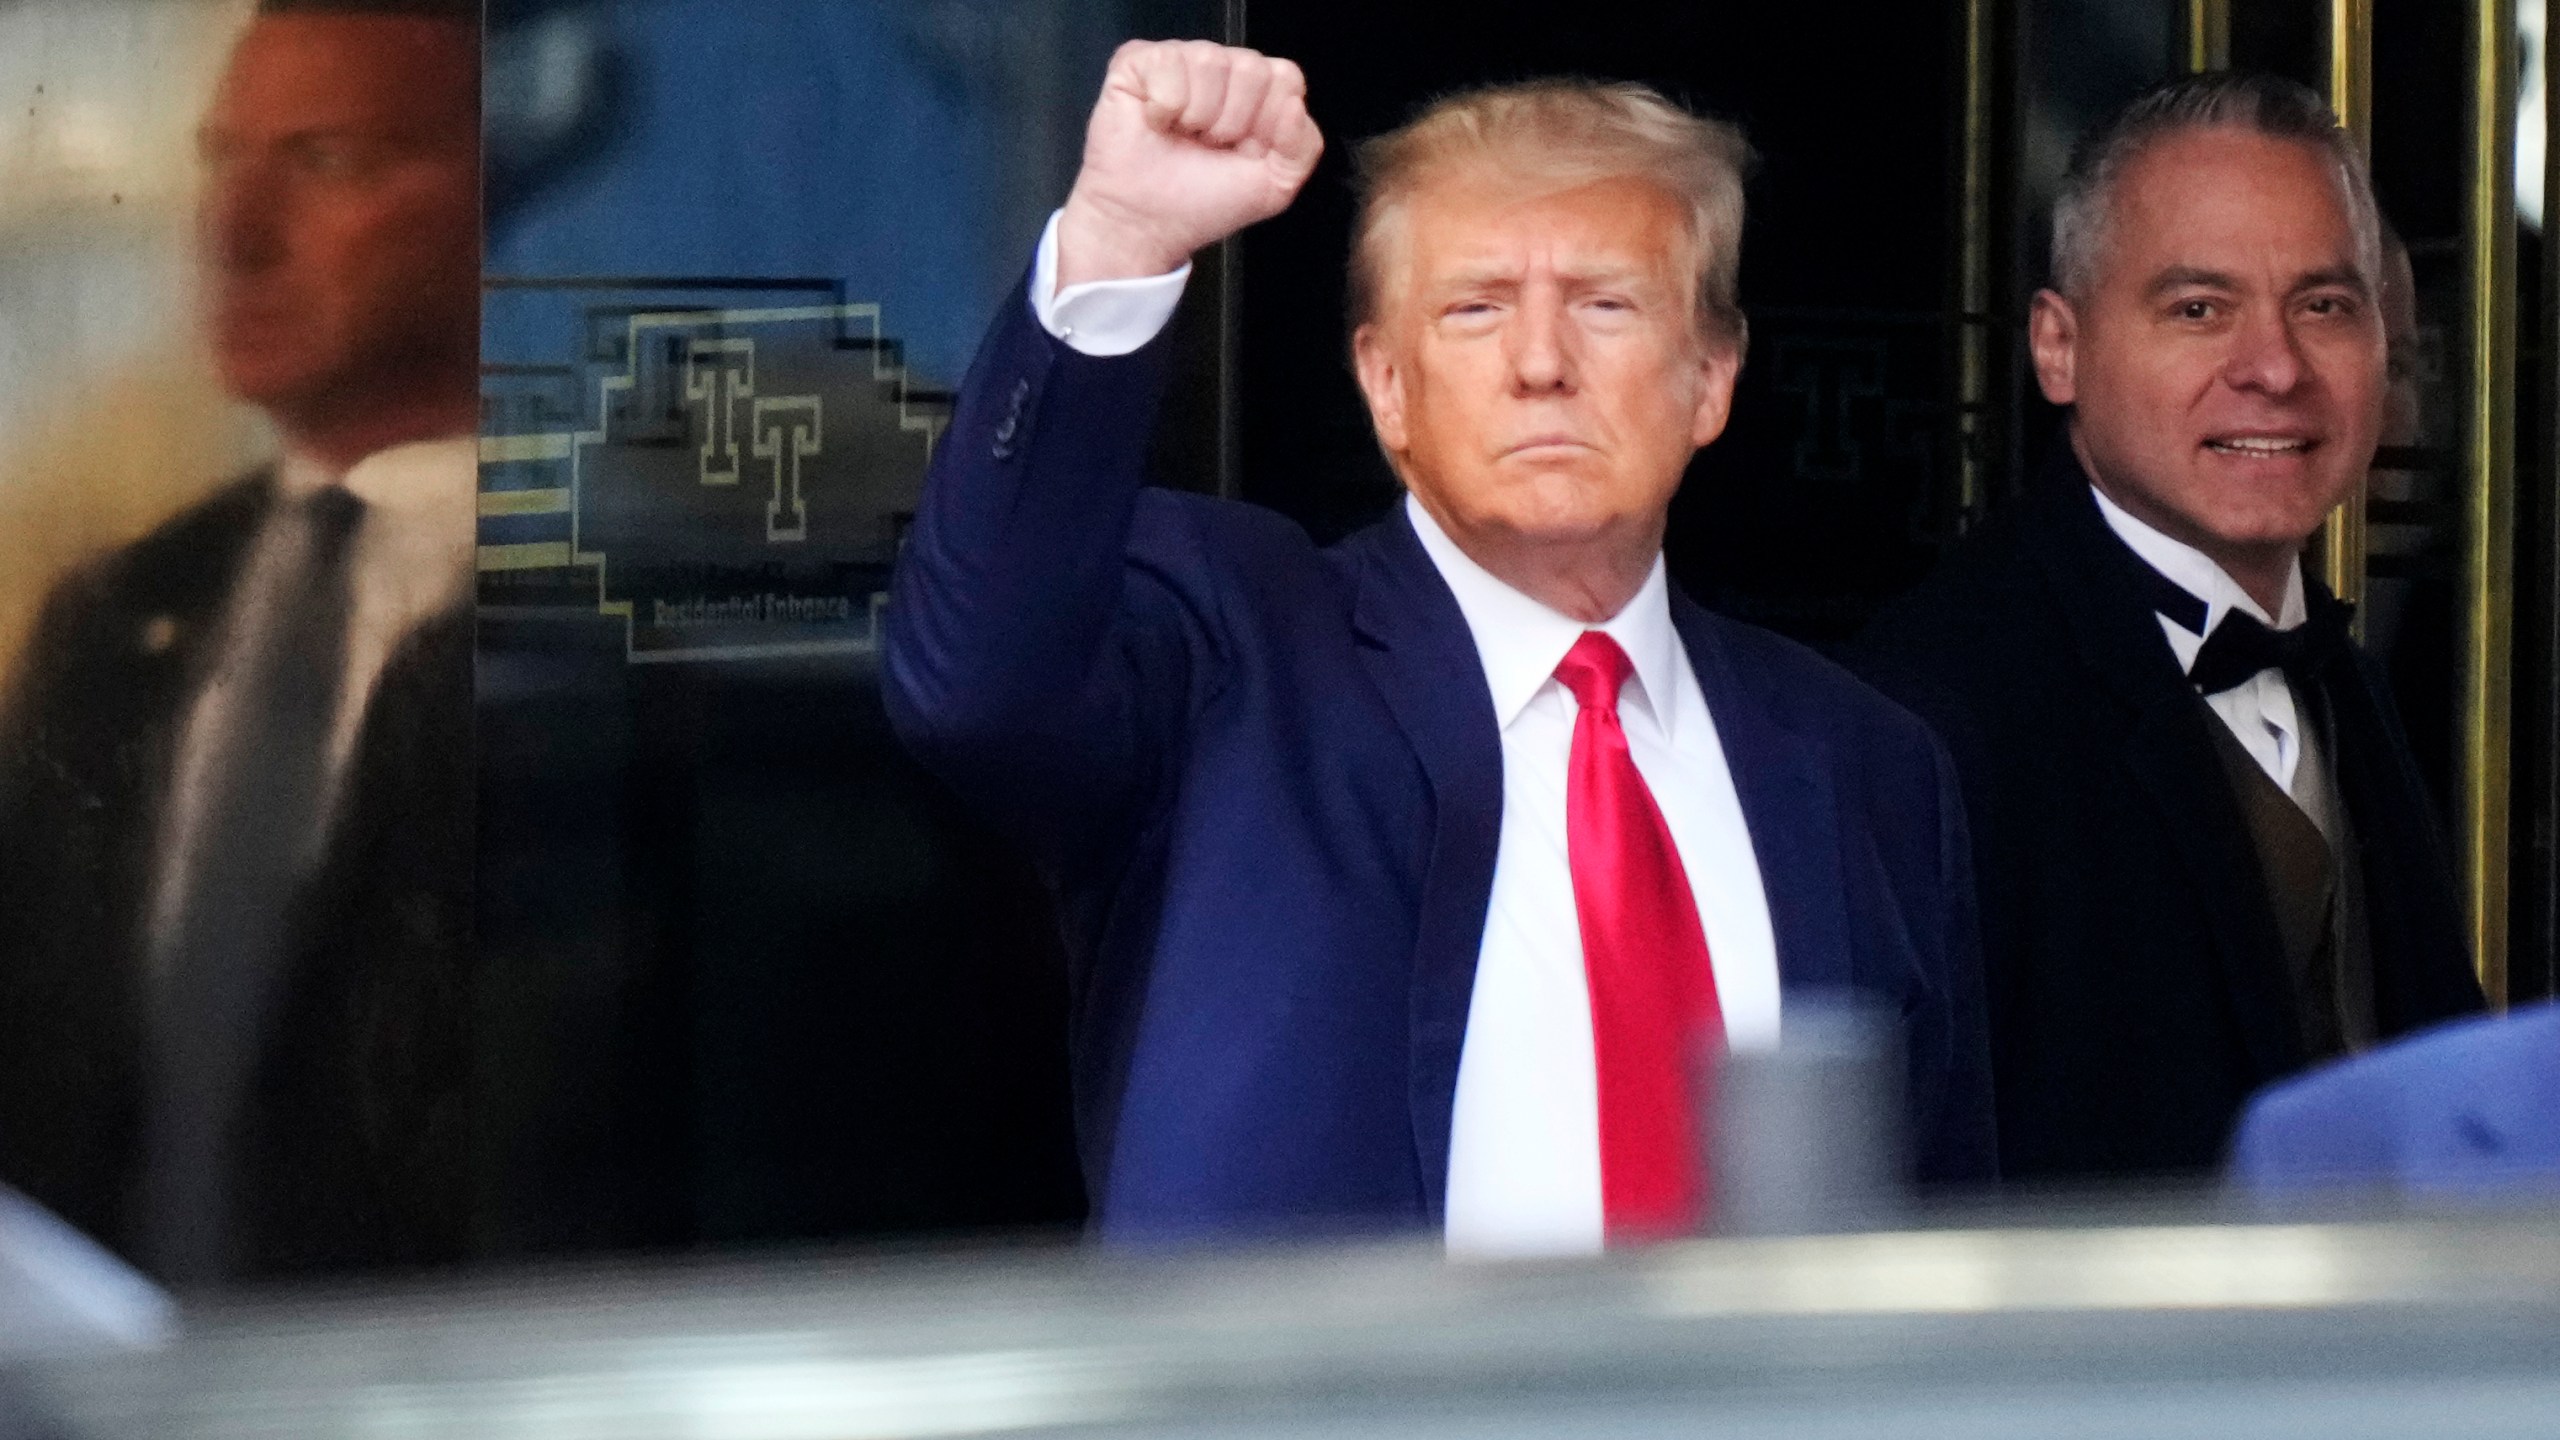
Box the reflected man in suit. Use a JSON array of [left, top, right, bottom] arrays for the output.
[[0, 0, 480, 1284], [887, 42, 1993, 1253], [1852, 73, 2484, 1184]]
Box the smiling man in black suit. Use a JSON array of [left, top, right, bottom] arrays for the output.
[[1852, 73, 2484, 1185]]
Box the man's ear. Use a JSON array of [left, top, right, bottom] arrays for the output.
[[1689, 333, 1744, 449], [1352, 323, 1408, 452], [2027, 288, 2081, 406]]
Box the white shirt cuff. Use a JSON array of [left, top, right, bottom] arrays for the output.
[[1029, 209, 1191, 357]]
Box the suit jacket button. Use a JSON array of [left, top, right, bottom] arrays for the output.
[[993, 377, 1031, 457]]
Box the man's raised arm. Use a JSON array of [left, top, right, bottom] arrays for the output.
[[883, 42, 1321, 841]]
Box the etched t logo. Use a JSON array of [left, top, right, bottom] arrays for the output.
[[684, 338, 755, 488], [754, 396, 823, 543]]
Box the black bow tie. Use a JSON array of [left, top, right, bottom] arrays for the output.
[[2188, 606, 2352, 695], [2125, 558, 2352, 696]]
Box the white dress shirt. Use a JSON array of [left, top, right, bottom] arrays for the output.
[[1409, 500, 1781, 1257], [2090, 484, 2309, 796], [1029, 213, 1782, 1256], [149, 435, 478, 941], [1031, 210, 1192, 356]]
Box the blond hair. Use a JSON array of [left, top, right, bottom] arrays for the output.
[[1348, 79, 1754, 351]]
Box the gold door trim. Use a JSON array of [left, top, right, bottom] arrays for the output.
[[2460, 0, 2519, 1005], [2316, 0, 2375, 621], [2180, 0, 2230, 73]]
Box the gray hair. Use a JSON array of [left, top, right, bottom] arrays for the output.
[[2049, 71, 2380, 299], [1349, 79, 1755, 352]]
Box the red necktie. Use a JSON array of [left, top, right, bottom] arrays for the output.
[[1555, 631, 1724, 1241]]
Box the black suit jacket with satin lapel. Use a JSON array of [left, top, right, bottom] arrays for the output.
[[1847, 452, 2484, 1182], [0, 472, 474, 1280]]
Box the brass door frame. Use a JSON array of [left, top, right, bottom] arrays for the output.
[[2180, 0, 2231, 72], [2461, 0, 2519, 1006], [2542, 0, 2560, 1001], [2317, 0, 2375, 621]]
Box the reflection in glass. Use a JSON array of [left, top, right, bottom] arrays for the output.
[[0, 0, 481, 1287], [471, 0, 1223, 1255]]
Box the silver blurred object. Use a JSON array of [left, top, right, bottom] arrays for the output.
[[1706, 992, 1907, 1235], [0, 1189, 169, 1440], [0, 1187, 172, 1363], [14, 1209, 2560, 1439]]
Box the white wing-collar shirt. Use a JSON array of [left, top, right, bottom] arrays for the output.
[[1031, 212, 1781, 1258], [2090, 483, 2310, 797]]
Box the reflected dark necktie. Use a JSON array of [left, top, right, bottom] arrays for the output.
[[140, 484, 364, 1284], [1554, 632, 1723, 1242]]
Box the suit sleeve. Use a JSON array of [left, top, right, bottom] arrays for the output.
[[0, 575, 101, 940], [2225, 1068, 2389, 1197], [883, 276, 1213, 860], [0, 573, 127, 1222], [1840, 624, 2001, 1185], [1913, 732, 1999, 1185]]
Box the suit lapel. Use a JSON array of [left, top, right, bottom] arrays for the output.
[[2025, 466, 2304, 1080], [1669, 594, 1852, 992], [1347, 509, 1504, 1221], [0, 471, 274, 1251]]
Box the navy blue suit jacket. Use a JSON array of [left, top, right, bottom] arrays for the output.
[[884, 288, 1995, 1239], [2230, 1002, 2560, 1199]]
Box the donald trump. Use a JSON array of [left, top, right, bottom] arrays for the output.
[[887, 42, 1993, 1251]]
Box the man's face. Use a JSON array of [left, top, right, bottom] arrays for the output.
[[197, 15, 480, 429], [2030, 127, 2384, 562], [2380, 236, 2423, 447], [1352, 172, 1738, 570]]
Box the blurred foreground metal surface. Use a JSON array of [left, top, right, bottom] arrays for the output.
[[0, 1186, 172, 1364], [9, 1208, 2560, 1439]]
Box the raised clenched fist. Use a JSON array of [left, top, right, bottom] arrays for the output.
[[1054, 41, 1324, 289]]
